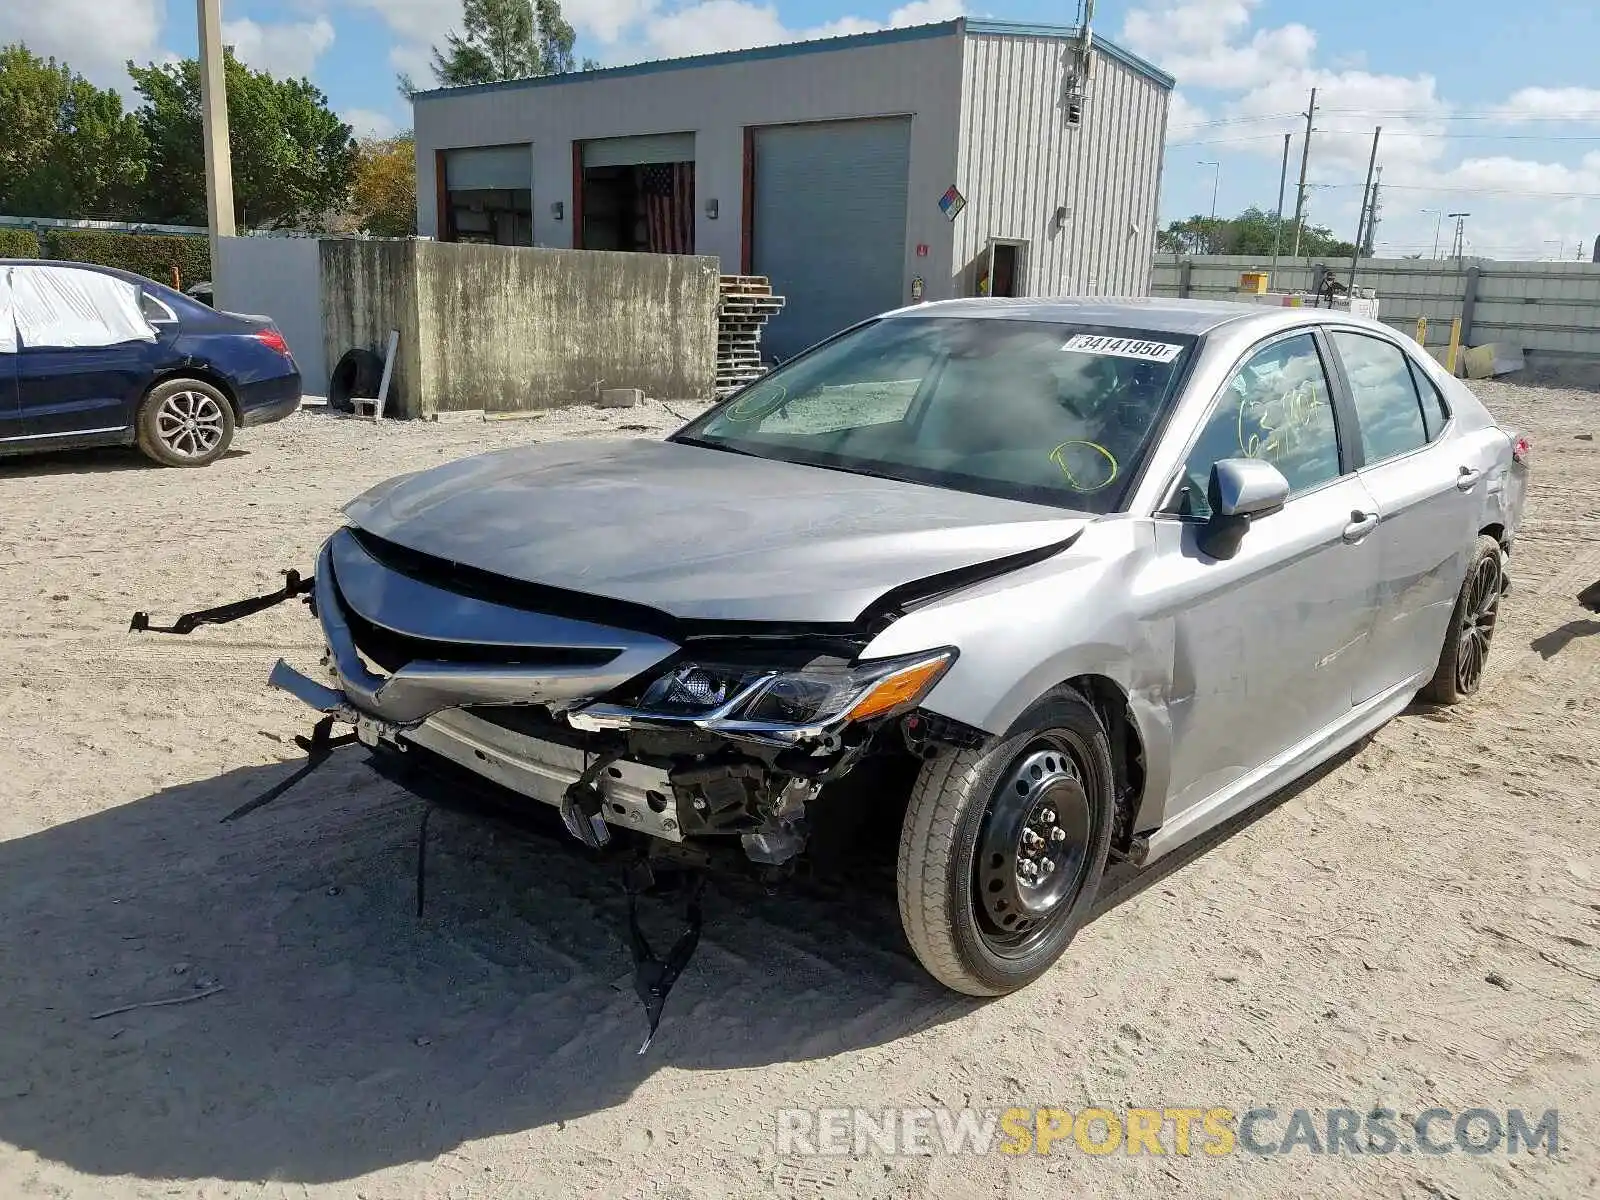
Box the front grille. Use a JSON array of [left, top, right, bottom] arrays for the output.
[[339, 595, 620, 674]]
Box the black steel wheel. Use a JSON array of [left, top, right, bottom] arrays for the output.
[[897, 687, 1115, 996], [1420, 534, 1505, 705]]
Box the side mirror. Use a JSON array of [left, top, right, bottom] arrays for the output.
[[1197, 458, 1289, 560]]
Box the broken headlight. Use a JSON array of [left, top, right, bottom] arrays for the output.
[[639, 650, 956, 728]]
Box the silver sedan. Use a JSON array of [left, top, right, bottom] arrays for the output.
[[265, 298, 1529, 998]]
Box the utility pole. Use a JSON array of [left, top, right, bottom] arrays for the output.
[[197, 0, 235, 294], [1449, 212, 1471, 261], [1349, 126, 1381, 292], [1362, 166, 1383, 256], [1290, 87, 1317, 258], [1270, 132, 1291, 283]]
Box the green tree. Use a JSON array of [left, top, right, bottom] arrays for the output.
[[1158, 206, 1355, 258], [425, 0, 581, 87], [0, 44, 146, 219], [349, 134, 417, 236], [127, 49, 356, 230]]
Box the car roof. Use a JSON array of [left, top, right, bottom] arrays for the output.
[[884, 296, 1358, 337]]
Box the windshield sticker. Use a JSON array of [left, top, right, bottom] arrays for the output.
[[1060, 334, 1183, 363]]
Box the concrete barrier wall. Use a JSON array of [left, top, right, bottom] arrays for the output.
[[414, 243, 719, 414], [214, 235, 327, 391], [320, 239, 423, 415], [1151, 254, 1600, 363], [316, 239, 718, 418]]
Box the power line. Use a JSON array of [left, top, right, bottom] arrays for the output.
[[1167, 131, 1600, 149]]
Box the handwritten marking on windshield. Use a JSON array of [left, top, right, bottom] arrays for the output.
[[1049, 440, 1119, 492]]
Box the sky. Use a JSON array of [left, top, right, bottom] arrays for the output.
[[3, 1, 1597, 261]]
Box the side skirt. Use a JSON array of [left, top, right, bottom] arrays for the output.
[[1141, 672, 1428, 864]]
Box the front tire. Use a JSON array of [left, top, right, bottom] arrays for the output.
[[1419, 534, 1504, 705], [136, 378, 236, 467], [896, 687, 1115, 996]]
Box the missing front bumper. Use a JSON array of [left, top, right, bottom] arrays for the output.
[[269, 659, 685, 843]]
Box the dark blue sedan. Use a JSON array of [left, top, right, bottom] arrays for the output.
[[1, 259, 301, 467]]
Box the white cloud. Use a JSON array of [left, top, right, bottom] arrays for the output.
[[222, 16, 337, 81], [1166, 91, 1208, 139], [629, 0, 963, 62], [1491, 87, 1600, 123], [346, 107, 402, 138], [1121, 0, 1314, 90], [0, 0, 165, 92]]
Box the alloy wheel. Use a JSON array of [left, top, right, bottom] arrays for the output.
[[974, 736, 1096, 957], [1456, 552, 1503, 694], [155, 390, 227, 459]]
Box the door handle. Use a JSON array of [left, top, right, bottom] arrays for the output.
[[1343, 511, 1379, 542], [1457, 466, 1482, 491]]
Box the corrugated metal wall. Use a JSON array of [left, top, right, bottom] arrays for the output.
[[955, 33, 1167, 298], [1150, 254, 1600, 361]]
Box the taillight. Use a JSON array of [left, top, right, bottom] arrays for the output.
[[1512, 435, 1531, 464], [253, 328, 291, 356]]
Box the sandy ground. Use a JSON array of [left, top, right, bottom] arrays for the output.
[[1, 385, 1597, 1200]]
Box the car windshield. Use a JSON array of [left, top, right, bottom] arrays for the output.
[[674, 317, 1196, 513]]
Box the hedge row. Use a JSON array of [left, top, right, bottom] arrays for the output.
[[36, 230, 211, 290], [0, 227, 42, 258]]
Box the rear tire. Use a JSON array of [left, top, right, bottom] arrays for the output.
[[136, 378, 235, 467], [896, 687, 1115, 996], [1419, 534, 1504, 705]]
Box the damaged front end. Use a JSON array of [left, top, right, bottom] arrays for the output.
[[133, 524, 989, 1049], [152, 525, 964, 876]]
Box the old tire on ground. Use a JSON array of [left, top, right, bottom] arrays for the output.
[[1419, 534, 1505, 705], [327, 348, 384, 413], [135, 378, 236, 468], [896, 686, 1115, 996]]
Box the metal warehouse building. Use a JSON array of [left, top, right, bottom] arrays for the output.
[[412, 18, 1173, 359]]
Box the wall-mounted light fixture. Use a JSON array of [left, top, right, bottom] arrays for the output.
[[1054, 205, 1070, 231], [551, 201, 565, 220], [705, 198, 719, 220]]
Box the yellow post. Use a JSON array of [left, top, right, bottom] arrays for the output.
[[1446, 318, 1462, 375], [1415, 316, 1427, 346]]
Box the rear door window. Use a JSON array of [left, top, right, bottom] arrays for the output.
[[1330, 331, 1429, 463], [1408, 358, 1452, 440]]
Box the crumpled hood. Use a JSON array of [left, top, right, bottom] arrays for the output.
[[343, 438, 1089, 625]]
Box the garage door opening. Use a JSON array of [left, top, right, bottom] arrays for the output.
[[577, 133, 696, 254], [580, 163, 695, 253], [440, 145, 533, 246]]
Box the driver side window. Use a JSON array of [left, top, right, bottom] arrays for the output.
[[1173, 332, 1341, 518]]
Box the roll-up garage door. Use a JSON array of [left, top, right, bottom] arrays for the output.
[[444, 144, 532, 190], [751, 118, 911, 361], [582, 132, 695, 168]]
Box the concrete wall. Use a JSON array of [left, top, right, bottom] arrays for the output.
[[318, 239, 716, 417], [414, 242, 719, 413], [1151, 254, 1600, 363], [955, 34, 1168, 298], [320, 239, 423, 414], [214, 235, 327, 390]]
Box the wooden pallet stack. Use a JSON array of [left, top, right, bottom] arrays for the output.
[[716, 275, 785, 397]]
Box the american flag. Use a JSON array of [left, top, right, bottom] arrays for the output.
[[641, 162, 695, 255]]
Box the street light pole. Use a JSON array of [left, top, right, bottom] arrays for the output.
[[1422, 208, 1442, 260], [1199, 160, 1221, 220], [1270, 132, 1290, 284], [197, 0, 235, 295]]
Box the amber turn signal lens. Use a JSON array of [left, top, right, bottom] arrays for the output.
[[844, 655, 953, 723]]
